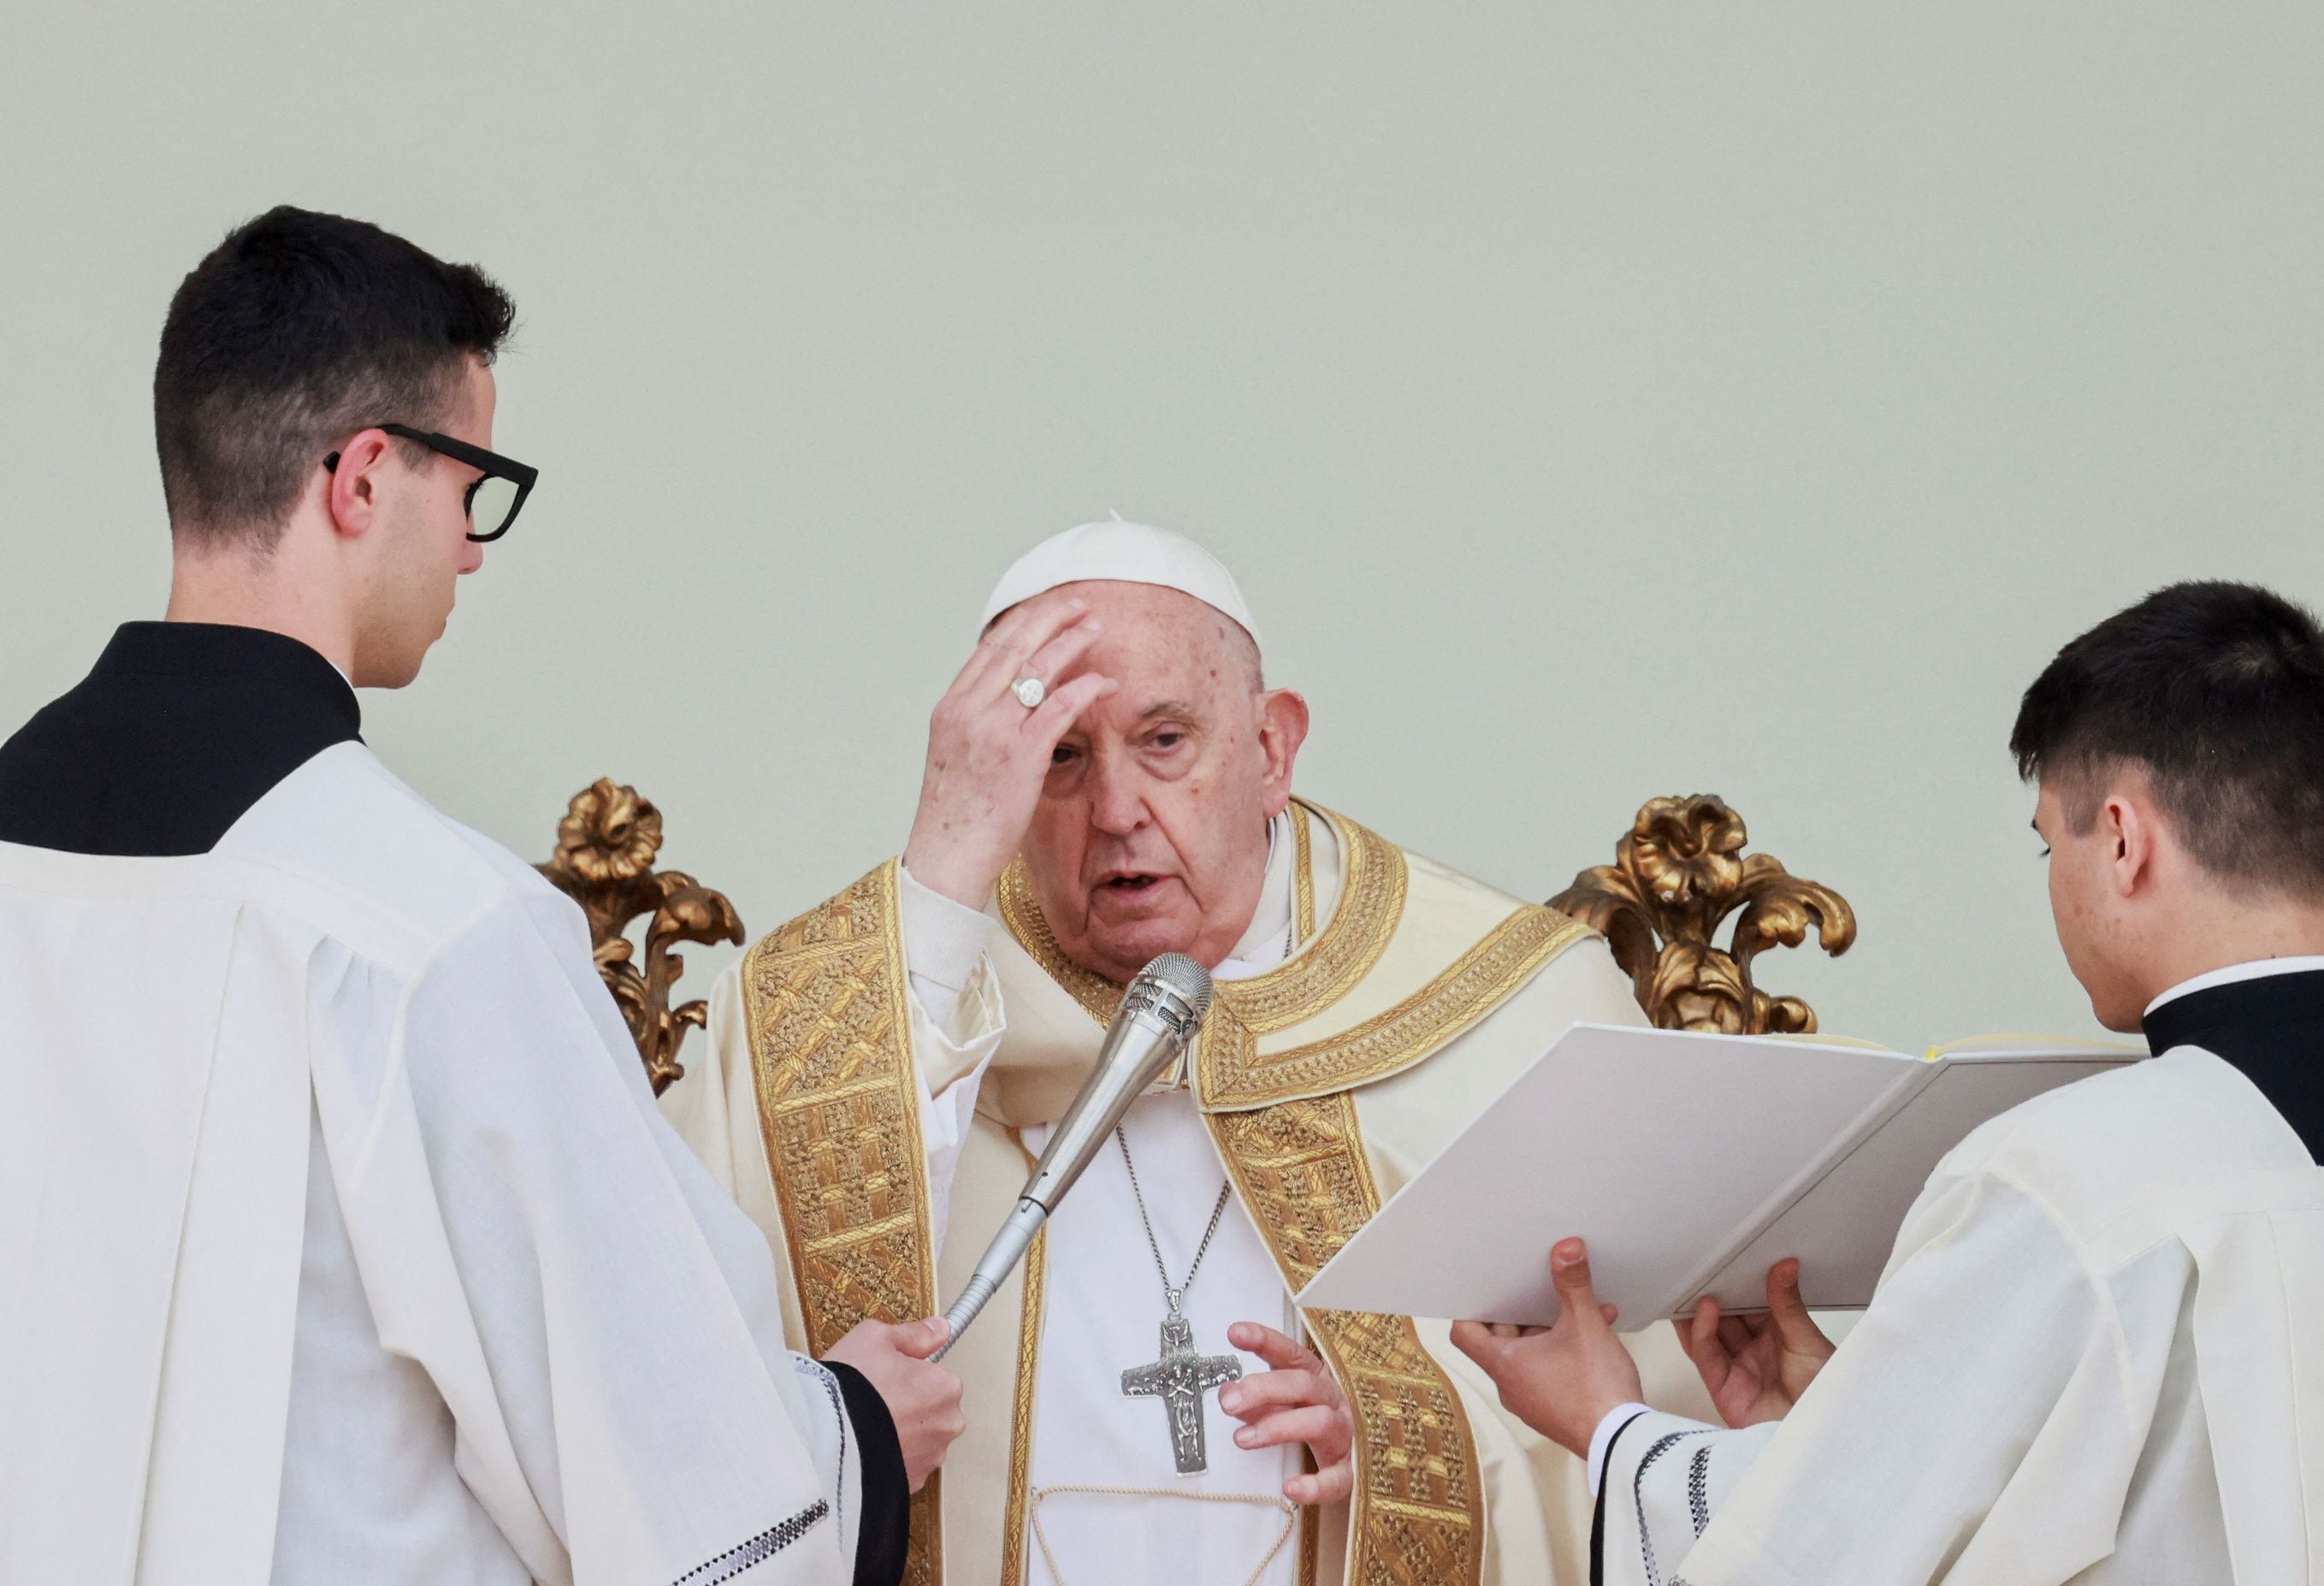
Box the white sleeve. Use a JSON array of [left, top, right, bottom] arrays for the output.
[[896, 865, 1007, 1246], [895, 863, 1001, 1046], [313, 889, 863, 1585], [1588, 1402, 1653, 1495], [1629, 1169, 2137, 1586], [1594, 1411, 1778, 1586], [784, 1355, 870, 1569]]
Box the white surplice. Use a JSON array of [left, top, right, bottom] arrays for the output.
[[1597, 1033, 2324, 1584], [0, 741, 862, 1585]]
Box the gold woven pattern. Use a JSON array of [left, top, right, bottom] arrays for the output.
[[1216, 803, 1405, 1035], [998, 1226, 1048, 1586], [1209, 1093, 1483, 1586], [1197, 902, 1594, 1110], [1298, 1496, 1320, 1586], [1291, 802, 1317, 943], [740, 861, 943, 1586], [996, 859, 1123, 1023]]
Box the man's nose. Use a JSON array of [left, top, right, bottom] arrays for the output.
[[459, 540, 485, 576], [1085, 755, 1150, 836]]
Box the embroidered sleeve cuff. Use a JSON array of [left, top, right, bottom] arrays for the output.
[[1588, 1403, 1653, 1497], [825, 1360, 910, 1586], [897, 863, 1000, 993]]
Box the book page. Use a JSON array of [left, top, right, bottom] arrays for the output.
[[1689, 1050, 2138, 1314], [1297, 1023, 1920, 1328]]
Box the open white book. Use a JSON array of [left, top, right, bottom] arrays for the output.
[[1296, 1022, 2141, 1329]]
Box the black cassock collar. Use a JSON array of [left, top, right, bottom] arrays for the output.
[[0, 621, 362, 858], [2142, 967, 2324, 1164]]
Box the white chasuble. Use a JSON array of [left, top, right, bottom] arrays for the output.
[[673, 799, 1722, 1586], [1597, 1046, 2324, 1586], [0, 743, 860, 1585]]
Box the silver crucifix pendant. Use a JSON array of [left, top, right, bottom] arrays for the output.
[[1121, 1305, 1244, 1476]]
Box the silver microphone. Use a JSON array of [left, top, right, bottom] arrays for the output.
[[931, 952, 1214, 1361]]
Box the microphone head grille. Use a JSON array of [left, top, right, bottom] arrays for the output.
[[1138, 952, 1214, 1023]]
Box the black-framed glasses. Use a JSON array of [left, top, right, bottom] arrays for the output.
[[324, 423, 539, 542]]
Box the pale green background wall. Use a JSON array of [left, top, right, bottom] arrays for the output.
[[4, 3, 2321, 1049]]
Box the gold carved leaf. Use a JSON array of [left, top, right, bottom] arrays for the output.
[[1550, 863, 1661, 1009], [1647, 941, 1753, 1034], [538, 780, 746, 1094], [1552, 796, 1855, 1034], [1731, 855, 1857, 973]]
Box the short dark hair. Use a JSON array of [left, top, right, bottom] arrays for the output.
[[2011, 580, 2324, 897], [154, 206, 515, 548]]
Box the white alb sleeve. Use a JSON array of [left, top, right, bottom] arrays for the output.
[[896, 865, 1007, 1247], [321, 889, 858, 1584], [1588, 1402, 1654, 1496], [1661, 1168, 2132, 1586], [1595, 1411, 1777, 1586]]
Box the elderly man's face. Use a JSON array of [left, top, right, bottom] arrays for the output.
[[1020, 580, 1309, 984]]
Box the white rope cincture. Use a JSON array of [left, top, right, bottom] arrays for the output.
[[1027, 1484, 1297, 1586]]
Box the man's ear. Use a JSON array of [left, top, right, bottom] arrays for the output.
[[1255, 688, 1310, 819], [325, 429, 395, 540], [2104, 788, 2156, 899]]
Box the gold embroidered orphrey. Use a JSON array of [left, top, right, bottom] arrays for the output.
[[1212, 1094, 1485, 1586], [737, 861, 944, 1586], [1000, 802, 1601, 1586], [1001, 1225, 1049, 1586]]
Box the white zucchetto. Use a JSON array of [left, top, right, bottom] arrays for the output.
[[979, 520, 1260, 648]]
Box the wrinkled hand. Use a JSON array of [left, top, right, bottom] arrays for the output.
[[824, 1317, 966, 1492], [1674, 1258, 1835, 1428], [1450, 1239, 1640, 1458], [1219, 1323, 1353, 1506], [902, 597, 1118, 909]]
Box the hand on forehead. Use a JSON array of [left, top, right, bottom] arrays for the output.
[[1003, 580, 1262, 713]]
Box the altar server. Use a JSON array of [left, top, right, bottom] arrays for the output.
[[1455, 580, 2324, 1585], [0, 206, 957, 1586]]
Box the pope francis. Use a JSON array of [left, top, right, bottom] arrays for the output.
[[665, 522, 1714, 1586]]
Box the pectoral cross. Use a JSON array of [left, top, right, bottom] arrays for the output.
[[1121, 1308, 1244, 1475]]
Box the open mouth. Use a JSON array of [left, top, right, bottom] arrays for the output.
[[1102, 873, 1167, 893]]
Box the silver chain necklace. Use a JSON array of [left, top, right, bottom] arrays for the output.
[[1115, 1126, 1245, 1474]]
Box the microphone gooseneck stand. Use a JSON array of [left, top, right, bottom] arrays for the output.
[[930, 952, 1213, 1362]]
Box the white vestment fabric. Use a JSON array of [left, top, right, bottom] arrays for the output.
[[1599, 1045, 2324, 1585], [0, 742, 860, 1586], [675, 808, 1716, 1586]]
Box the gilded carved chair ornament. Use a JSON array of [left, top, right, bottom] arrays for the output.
[[1552, 795, 1856, 1034], [536, 778, 745, 1094]]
